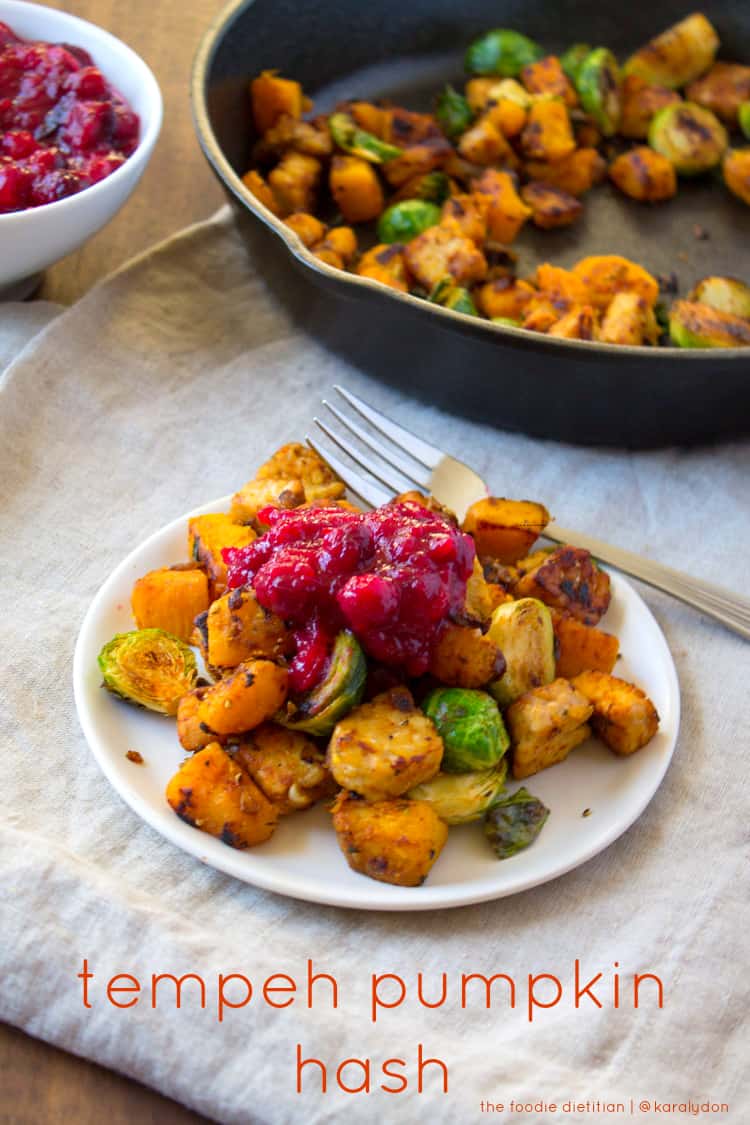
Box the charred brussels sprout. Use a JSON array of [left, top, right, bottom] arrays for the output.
[[408, 761, 507, 824], [422, 687, 509, 772], [740, 103, 750, 140], [278, 630, 366, 737], [487, 598, 555, 707], [436, 85, 474, 139], [649, 103, 727, 175], [465, 29, 544, 78], [623, 13, 719, 89], [688, 277, 750, 321], [428, 277, 479, 317], [484, 787, 549, 858], [669, 300, 750, 348], [560, 43, 592, 86], [328, 112, 403, 163], [404, 171, 451, 204], [576, 48, 621, 137], [377, 199, 442, 243], [98, 628, 198, 715]]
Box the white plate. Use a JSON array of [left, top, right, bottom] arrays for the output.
[[73, 496, 680, 912]]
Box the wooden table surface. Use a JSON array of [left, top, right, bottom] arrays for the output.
[[3, 0, 224, 1120]]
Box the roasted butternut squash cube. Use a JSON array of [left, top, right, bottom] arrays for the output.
[[403, 224, 487, 289], [521, 55, 577, 106], [514, 545, 611, 625], [188, 514, 257, 601], [331, 792, 448, 887], [328, 686, 443, 801], [383, 107, 442, 146], [381, 139, 452, 188], [131, 566, 209, 642], [230, 477, 306, 524], [534, 263, 589, 307], [251, 70, 304, 135], [686, 62, 750, 126], [609, 147, 677, 203], [176, 687, 221, 753], [571, 255, 659, 311], [521, 182, 583, 229], [521, 99, 575, 162], [241, 169, 282, 215], [472, 169, 531, 243], [429, 624, 505, 688], [723, 148, 750, 207], [619, 75, 682, 139], [547, 306, 597, 340], [506, 678, 593, 779], [233, 724, 334, 813], [476, 277, 536, 320], [600, 291, 661, 346], [313, 226, 358, 266], [284, 212, 327, 247], [440, 194, 487, 243], [206, 587, 291, 668], [197, 659, 288, 735], [268, 152, 321, 215], [572, 671, 659, 755], [464, 556, 494, 623], [357, 243, 410, 292], [458, 114, 512, 165], [166, 742, 279, 847], [550, 610, 619, 679], [523, 148, 606, 196], [256, 114, 332, 160], [349, 101, 387, 137], [462, 497, 550, 564], [330, 154, 384, 222]]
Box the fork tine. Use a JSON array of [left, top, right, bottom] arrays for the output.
[[333, 386, 443, 470], [305, 433, 392, 509], [313, 417, 412, 497], [322, 399, 432, 491]]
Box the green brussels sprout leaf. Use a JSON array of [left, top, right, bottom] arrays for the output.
[[98, 628, 198, 715], [739, 102, 750, 140], [484, 787, 549, 858], [328, 112, 403, 163], [436, 85, 474, 139], [560, 43, 592, 85], [575, 48, 621, 137]]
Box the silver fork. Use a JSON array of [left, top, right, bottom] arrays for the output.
[[307, 385, 750, 642]]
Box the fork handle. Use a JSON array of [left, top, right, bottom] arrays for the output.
[[545, 523, 750, 641]]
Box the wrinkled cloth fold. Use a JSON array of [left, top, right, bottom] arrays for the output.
[[1, 207, 748, 1124]]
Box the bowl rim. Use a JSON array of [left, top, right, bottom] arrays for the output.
[[0, 0, 163, 222], [191, 0, 748, 361]]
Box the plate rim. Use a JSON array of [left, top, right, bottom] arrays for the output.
[[73, 495, 681, 912]]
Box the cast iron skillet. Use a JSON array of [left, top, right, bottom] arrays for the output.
[[192, 0, 750, 447]]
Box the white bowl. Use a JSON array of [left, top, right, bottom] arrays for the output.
[[0, 0, 162, 294]]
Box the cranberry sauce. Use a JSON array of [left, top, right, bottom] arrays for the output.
[[0, 21, 139, 212], [224, 502, 476, 689]]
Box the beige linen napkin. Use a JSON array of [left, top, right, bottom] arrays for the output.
[[1, 207, 748, 1124]]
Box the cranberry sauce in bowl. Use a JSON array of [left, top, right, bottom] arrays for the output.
[[0, 18, 139, 211], [224, 501, 476, 691]]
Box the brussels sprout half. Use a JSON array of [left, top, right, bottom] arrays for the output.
[[648, 103, 727, 175], [669, 300, 750, 348], [740, 103, 750, 140], [98, 628, 198, 715], [278, 629, 366, 737], [576, 48, 621, 137], [436, 85, 474, 139], [688, 277, 750, 321], [422, 686, 509, 772], [465, 29, 544, 78], [377, 199, 442, 243], [560, 43, 592, 86], [328, 112, 403, 163], [484, 787, 549, 858], [408, 760, 508, 825], [623, 12, 719, 90], [404, 171, 452, 204], [487, 598, 555, 707], [428, 277, 479, 317]]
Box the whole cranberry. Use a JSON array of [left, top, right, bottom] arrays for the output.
[[59, 99, 113, 151], [0, 162, 32, 211], [84, 151, 125, 183], [65, 65, 107, 100], [1, 129, 38, 158], [25, 147, 61, 176]]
